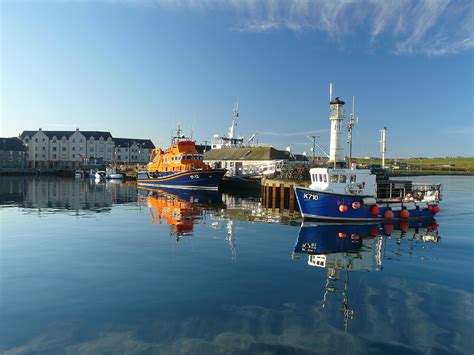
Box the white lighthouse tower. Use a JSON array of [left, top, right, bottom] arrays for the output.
[[328, 96, 346, 167]]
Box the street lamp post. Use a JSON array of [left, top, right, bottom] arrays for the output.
[[138, 143, 145, 164], [127, 143, 130, 165]]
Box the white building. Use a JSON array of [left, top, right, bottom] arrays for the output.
[[19, 128, 155, 168]]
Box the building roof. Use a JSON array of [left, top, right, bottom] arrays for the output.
[[80, 131, 113, 140], [113, 138, 155, 149], [0, 137, 27, 151], [195, 144, 211, 154], [293, 154, 309, 162], [204, 146, 291, 161], [20, 130, 112, 140]]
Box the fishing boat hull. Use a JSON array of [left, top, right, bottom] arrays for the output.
[[137, 169, 227, 190], [294, 186, 439, 221]]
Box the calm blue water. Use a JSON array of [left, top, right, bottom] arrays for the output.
[[0, 176, 473, 354]]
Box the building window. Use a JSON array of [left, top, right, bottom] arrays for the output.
[[53, 147, 57, 151], [72, 147, 76, 151], [72, 154, 75, 158], [35, 154, 38, 158], [62, 147, 66, 152], [53, 154, 57, 158], [35, 138, 38, 142]]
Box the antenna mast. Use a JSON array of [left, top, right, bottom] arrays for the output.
[[228, 98, 239, 141], [380, 127, 387, 168], [347, 96, 358, 165]]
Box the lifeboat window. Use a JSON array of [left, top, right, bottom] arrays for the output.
[[193, 155, 198, 160], [323, 175, 327, 183], [339, 175, 347, 183], [329, 174, 338, 183], [350, 175, 356, 183], [313, 174, 318, 182], [186, 155, 192, 160]]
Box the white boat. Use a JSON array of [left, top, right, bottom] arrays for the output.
[[74, 170, 84, 179], [95, 171, 106, 182], [106, 167, 124, 180], [90, 170, 106, 182]]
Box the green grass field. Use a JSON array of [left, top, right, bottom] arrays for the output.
[[356, 157, 474, 173]]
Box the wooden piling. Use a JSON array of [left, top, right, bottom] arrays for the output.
[[265, 184, 270, 209], [279, 183, 285, 213], [289, 184, 295, 214], [272, 183, 276, 212]]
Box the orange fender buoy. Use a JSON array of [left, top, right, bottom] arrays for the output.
[[432, 205, 440, 214], [339, 204, 348, 213], [338, 232, 347, 238], [384, 210, 394, 220], [371, 205, 379, 216], [400, 209, 410, 219]]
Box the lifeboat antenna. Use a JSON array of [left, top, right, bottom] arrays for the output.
[[329, 82, 333, 101], [347, 96, 358, 165]]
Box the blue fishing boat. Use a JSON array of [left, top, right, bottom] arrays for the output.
[[294, 89, 442, 221]]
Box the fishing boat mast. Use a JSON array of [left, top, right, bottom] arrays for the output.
[[347, 96, 358, 164]]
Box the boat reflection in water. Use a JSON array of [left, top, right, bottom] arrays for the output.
[[138, 187, 224, 240], [293, 219, 441, 332]]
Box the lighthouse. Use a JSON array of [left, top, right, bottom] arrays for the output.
[[328, 96, 346, 167]]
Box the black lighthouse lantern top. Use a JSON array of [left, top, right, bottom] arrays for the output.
[[330, 97, 345, 105]]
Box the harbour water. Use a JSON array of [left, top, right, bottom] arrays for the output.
[[0, 176, 473, 354]]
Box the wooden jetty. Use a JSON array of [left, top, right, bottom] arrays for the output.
[[261, 178, 310, 217]]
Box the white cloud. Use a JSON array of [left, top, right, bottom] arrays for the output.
[[48, 0, 473, 55]]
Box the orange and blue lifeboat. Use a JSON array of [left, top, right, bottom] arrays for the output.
[[137, 139, 226, 190]]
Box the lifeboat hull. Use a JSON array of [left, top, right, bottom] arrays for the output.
[[137, 169, 226, 190]]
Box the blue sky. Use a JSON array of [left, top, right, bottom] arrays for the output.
[[1, 0, 473, 157]]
